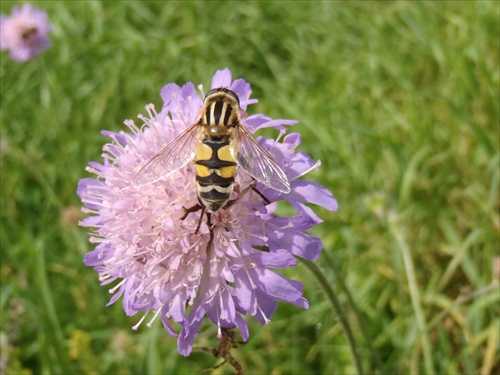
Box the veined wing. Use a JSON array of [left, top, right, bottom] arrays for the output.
[[232, 125, 291, 194], [134, 123, 199, 187]]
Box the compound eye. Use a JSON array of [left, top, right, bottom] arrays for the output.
[[204, 88, 220, 99], [224, 89, 240, 106], [204, 88, 240, 106]]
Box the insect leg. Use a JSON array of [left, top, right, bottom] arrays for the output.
[[206, 211, 212, 231], [180, 203, 208, 234], [224, 179, 270, 210], [180, 203, 203, 221], [194, 206, 207, 234], [249, 179, 270, 205]]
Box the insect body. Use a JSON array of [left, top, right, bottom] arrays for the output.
[[135, 87, 290, 212], [193, 89, 239, 210]]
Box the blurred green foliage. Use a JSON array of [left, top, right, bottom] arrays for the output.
[[1, 1, 498, 374]]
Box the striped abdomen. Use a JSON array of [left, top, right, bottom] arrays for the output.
[[194, 137, 236, 211]]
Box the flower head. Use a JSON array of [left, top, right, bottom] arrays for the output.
[[0, 4, 51, 62], [78, 69, 337, 355]]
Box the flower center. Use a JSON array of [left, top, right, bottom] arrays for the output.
[[21, 27, 38, 45]]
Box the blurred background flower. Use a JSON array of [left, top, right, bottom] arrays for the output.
[[0, 3, 51, 62]]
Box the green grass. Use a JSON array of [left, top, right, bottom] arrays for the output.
[[1, 1, 498, 374]]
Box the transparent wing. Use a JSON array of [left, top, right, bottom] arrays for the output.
[[134, 123, 199, 187], [233, 125, 291, 193]]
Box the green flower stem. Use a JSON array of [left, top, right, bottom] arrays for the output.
[[321, 250, 382, 372], [299, 258, 364, 375]]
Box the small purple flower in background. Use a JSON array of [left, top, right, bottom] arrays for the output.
[[78, 68, 337, 357], [0, 4, 51, 63]]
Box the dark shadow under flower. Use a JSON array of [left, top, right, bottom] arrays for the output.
[[78, 68, 338, 356]]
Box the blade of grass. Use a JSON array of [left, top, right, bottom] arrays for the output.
[[480, 322, 499, 375], [35, 239, 71, 373], [388, 217, 435, 374]]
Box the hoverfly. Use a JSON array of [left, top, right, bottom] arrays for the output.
[[135, 87, 290, 228]]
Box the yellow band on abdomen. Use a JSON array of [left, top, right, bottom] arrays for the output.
[[195, 164, 212, 178], [195, 142, 213, 161], [218, 165, 236, 179], [217, 145, 235, 163]]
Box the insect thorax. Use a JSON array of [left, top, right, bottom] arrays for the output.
[[202, 91, 240, 131]]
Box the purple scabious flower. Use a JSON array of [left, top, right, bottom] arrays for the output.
[[78, 68, 337, 355], [0, 4, 51, 63]]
